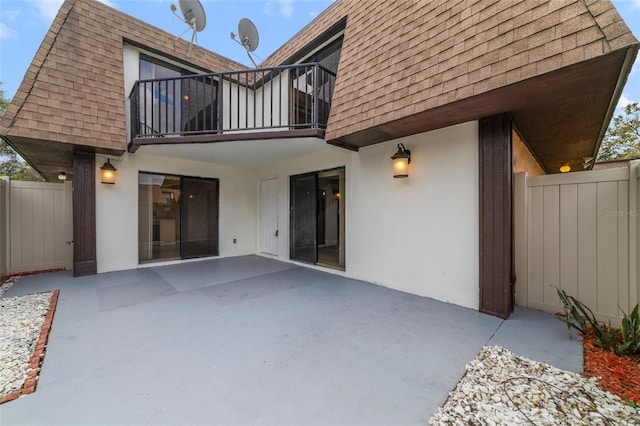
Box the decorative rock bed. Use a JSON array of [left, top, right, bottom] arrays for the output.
[[0, 279, 57, 404], [430, 346, 640, 425], [0, 275, 19, 297]]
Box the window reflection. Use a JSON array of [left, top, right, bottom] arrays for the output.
[[139, 172, 219, 263]]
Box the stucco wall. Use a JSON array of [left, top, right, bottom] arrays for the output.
[[256, 121, 480, 309], [95, 121, 479, 309], [513, 131, 545, 176], [95, 152, 258, 273]]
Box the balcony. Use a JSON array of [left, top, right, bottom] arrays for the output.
[[128, 63, 336, 152]]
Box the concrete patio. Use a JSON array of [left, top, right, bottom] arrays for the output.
[[0, 255, 581, 425]]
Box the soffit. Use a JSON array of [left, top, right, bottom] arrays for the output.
[[261, 0, 638, 172], [136, 137, 336, 168], [2, 136, 123, 182], [327, 49, 629, 174], [324, 0, 638, 144]]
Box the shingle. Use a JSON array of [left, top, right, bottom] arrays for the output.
[[0, 0, 245, 151], [321, 0, 637, 142], [1, 0, 637, 149]]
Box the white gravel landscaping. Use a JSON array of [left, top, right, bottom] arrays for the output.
[[430, 346, 640, 425], [0, 287, 53, 399], [0, 275, 19, 297]]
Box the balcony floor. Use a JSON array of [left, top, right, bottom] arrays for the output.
[[131, 132, 344, 168], [129, 128, 331, 153]]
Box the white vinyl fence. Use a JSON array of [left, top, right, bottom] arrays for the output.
[[0, 180, 73, 274], [515, 161, 639, 324]]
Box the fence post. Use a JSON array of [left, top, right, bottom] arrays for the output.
[[64, 180, 74, 270], [0, 177, 8, 277], [513, 172, 528, 307], [630, 160, 639, 309]]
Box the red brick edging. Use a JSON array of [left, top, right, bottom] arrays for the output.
[[0, 289, 60, 404], [12, 268, 66, 277]]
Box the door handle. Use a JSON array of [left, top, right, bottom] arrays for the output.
[[275, 229, 279, 237]]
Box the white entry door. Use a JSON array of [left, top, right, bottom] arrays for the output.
[[260, 178, 279, 255]]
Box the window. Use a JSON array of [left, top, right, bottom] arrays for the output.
[[139, 57, 182, 136], [290, 167, 345, 269], [139, 172, 219, 263], [291, 36, 343, 128]]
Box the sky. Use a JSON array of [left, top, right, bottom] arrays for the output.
[[0, 0, 639, 112]]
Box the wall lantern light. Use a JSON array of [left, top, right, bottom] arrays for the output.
[[391, 143, 411, 178], [100, 159, 117, 184], [57, 172, 67, 181], [559, 162, 571, 173]]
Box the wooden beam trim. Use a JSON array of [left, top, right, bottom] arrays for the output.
[[478, 113, 514, 319], [129, 129, 327, 152], [72, 150, 97, 277]]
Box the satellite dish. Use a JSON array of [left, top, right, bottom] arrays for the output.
[[231, 18, 260, 67], [170, 0, 207, 59]]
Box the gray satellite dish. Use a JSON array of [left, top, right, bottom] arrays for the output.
[[231, 18, 260, 67], [170, 0, 207, 59]]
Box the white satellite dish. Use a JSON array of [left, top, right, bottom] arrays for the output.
[[170, 0, 207, 59], [231, 18, 260, 67]]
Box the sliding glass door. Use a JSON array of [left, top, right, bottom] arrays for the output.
[[290, 167, 345, 269], [290, 173, 317, 264], [182, 177, 219, 258], [139, 173, 218, 263]]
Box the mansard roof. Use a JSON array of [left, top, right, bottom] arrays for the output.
[[1, 0, 638, 178], [265, 0, 638, 172], [0, 0, 246, 179]]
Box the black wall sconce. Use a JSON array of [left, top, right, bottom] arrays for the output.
[[100, 159, 117, 184], [391, 143, 411, 178]]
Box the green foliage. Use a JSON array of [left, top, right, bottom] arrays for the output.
[[0, 82, 8, 118], [0, 82, 43, 182], [557, 287, 591, 336], [556, 288, 640, 356], [618, 304, 640, 355], [597, 102, 640, 161]]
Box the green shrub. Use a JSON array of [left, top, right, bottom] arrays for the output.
[[617, 304, 640, 356], [555, 288, 640, 357]]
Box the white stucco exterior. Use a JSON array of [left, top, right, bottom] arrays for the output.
[[256, 121, 480, 309], [95, 152, 258, 273], [351, 122, 480, 309], [95, 121, 479, 309]]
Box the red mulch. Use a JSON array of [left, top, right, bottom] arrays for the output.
[[583, 333, 640, 405]]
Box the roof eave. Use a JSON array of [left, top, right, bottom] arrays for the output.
[[589, 44, 639, 169]]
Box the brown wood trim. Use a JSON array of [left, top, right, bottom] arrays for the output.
[[129, 128, 327, 153], [326, 138, 359, 152], [72, 150, 97, 276], [479, 114, 514, 319]]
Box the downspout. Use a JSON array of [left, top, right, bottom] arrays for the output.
[[590, 45, 639, 169]]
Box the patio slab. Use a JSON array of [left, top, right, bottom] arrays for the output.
[[0, 255, 581, 425]]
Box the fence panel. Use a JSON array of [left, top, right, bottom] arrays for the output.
[[517, 167, 635, 324], [9, 181, 71, 274]]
